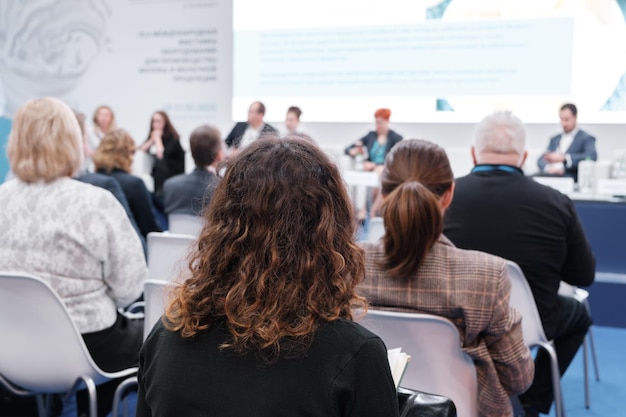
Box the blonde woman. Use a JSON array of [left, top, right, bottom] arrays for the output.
[[0, 98, 147, 414]]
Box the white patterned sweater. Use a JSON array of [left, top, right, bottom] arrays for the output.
[[0, 178, 148, 333]]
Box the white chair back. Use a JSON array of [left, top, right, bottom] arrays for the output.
[[143, 279, 174, 339], [147, 232, 195, 281], [168, 213, 205, 236], [360, 310, 478, 417], [367, 217, 385, 242], [506, 261, 566, 417], [0, 272, 134, 393], [506, 261, 548, 346]]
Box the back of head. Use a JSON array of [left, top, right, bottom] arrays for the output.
[[8, 97, 83, 183], [190, 125, 222, 168], [93, 129, 136, 173], [166, 136, 365, 362], [380, 139, 454, 278], [473, 111, 526, 164]]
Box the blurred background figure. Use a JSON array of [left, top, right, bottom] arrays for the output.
[[225, 101, 277, 151], [345, 108, 403, 172], [139, 110, 185, 198], [284, 106, 302, 136], [94, 129, 162, 238], [163, 124, 224, 216]]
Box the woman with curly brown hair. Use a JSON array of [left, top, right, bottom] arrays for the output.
[[136, 137, 399, 417]]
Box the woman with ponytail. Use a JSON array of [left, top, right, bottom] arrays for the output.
[[359, 139, 534, 417]]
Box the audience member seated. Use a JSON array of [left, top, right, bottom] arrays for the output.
[[136, 137, 399, 417], [537, 103, 597, 180], [139, 110, 185, 196], [344, 108, 402, 172], [0, 97, 147, 416], [224, 101, 277, 151], [93, 129, 162, 238], [358, 139, 533, 417], [163, 124, 223, 216], [444, 111, 595, 417]]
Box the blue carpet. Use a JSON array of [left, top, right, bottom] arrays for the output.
[[545, 326, 626, 417]]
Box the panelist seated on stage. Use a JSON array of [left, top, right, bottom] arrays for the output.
[[225, 101, 277, 151], [537, 103, 597, 180], [344, 108, 402, 172], [163, 124, 223, 216]]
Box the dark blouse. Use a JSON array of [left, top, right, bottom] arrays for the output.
[[137, 318, 399, 417]]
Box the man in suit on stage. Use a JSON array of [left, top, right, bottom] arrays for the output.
[[444, 111, 595, 417], [163, 125, 223, 216], [225, 101, 277, 150], [537, 103, 597, 180]]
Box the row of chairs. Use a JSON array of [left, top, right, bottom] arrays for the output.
[[0, 254, 598, 417]]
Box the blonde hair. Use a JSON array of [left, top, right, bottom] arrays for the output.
[[92, 105, 117, 133], [93, 129, 136, 173], [8, 97, 83, 183]]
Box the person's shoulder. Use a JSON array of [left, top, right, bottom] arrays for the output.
[[522, 176, 574, 204], [388, 130, 403, 141], [76, 172, 120, 189], [433, 237, 507, 276], [61, 177, 123, 211], [320, 318, 384, 348], [578, 129, 596, 140], [263, 122, 277, 132], [163, 172, 188, 189]]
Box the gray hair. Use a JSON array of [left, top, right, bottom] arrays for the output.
[[473, 111, 526, 157]]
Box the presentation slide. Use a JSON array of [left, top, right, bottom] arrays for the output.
[[0, 0, 232, 156], [233, 0, 626, 123]]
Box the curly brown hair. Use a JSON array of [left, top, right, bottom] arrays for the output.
[[92, 129, 136, 173], [165, 137, 366, 362]]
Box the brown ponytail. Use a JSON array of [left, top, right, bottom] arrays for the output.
[[379, 139, 454, 278], [382, 181, 443, 278]]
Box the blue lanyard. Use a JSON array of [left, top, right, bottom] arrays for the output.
[[471, 165, 523, 174]]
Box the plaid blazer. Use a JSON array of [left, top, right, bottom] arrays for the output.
[[359, 236, 534, 417]]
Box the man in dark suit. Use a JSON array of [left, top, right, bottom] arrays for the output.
[[163, 124, 223, 216], [225, 101, 277, 150], [444, 111, 595, 417], [537, 103, 597, 180]]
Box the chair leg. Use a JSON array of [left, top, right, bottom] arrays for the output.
[[582, 337, 590, 409], [587, 326, 600, 382], [112, 376, 138, 417], [35, 394, 47, 417], [76, 376, 98, 417], [541, 342, 567, 417]]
